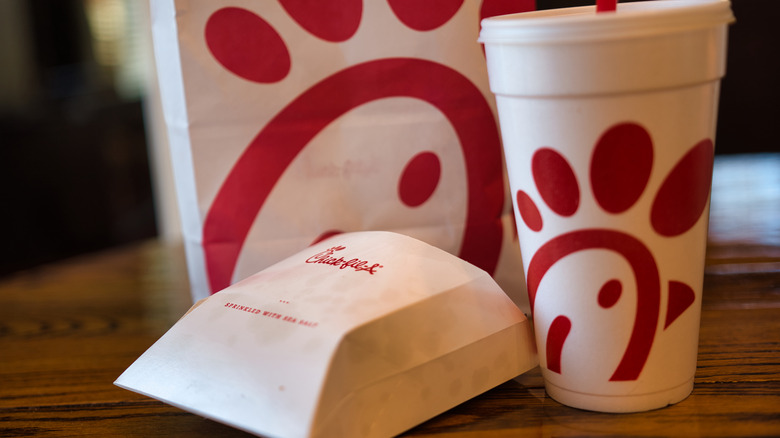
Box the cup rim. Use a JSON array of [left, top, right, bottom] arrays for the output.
[[479, 0, 734, 45]]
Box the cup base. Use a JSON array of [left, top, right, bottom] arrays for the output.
[[544, 378, 694, 413]]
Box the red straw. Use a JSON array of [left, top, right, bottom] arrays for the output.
[[597, 0, 618, 13]]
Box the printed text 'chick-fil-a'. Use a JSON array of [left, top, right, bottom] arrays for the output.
[[305, 246, 383, 274]]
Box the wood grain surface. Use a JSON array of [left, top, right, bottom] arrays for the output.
[[1, 153, 778, 437]]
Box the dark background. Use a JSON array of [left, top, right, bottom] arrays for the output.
[[1, 0, 156, 276], [0, 0, 777, 277]]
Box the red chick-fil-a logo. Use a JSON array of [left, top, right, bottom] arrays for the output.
[[305, 246, 383, 274]]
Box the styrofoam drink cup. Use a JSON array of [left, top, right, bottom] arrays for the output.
[[479, 0, 734, 412]]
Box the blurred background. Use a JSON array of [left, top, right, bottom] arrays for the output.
[[0, 0, 777, 277]]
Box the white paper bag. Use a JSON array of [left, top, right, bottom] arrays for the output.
[[115, 231, 537, 438], [150, 0, 535, 313]]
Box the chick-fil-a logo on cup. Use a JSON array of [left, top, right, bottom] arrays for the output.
[[305, 246, 383, 275]]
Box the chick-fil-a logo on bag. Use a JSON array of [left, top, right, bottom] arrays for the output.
[[517, 122, 714, 381], [198, 0, 537, 294], [305, 245, 383, 274]]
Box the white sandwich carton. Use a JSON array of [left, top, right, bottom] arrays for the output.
[[115, 231, 537, 437]]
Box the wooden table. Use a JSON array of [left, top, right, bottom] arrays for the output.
[[2, 153, 778, 437]]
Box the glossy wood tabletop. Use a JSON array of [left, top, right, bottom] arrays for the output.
[[1, 153, 778, 437]]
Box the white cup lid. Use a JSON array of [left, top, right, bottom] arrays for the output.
[[479, 0, 734, 45]]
